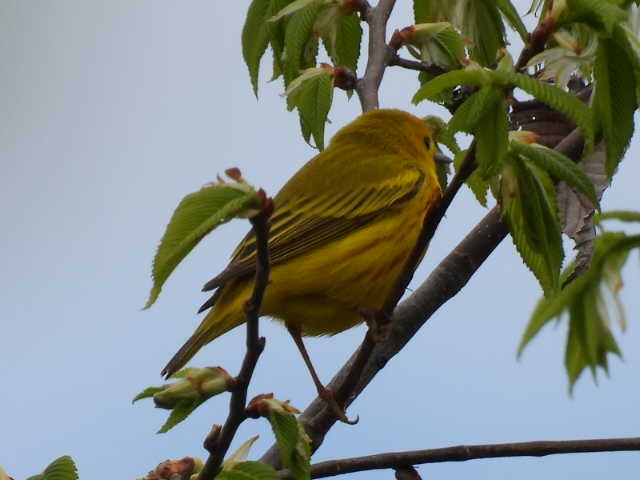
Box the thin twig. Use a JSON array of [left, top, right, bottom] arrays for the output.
[[278, 437, 640, 478], [388, 54, 446, 76], [356, 0, 397, 111], [197, 210, 271, 480], [514, 16, 556, 72]]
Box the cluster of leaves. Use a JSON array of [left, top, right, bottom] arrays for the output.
[[519, 214, 640, 391], [141, 170, 312, 475], [133, 367, 235, 433], [243, 0, 363, 148], [410, 0, 640, 387], [23, 456, 78, 480], [144, 169, 264, 310]]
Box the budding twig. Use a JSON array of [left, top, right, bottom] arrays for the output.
[[197, 207, 272, 480]]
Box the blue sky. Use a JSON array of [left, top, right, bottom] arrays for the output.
[[1, 1, 639, 479]]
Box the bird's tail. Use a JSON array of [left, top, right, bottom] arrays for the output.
[[161, 286, 248, 378]]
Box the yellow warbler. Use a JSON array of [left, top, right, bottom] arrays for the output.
[[163, 109, 442, 415]]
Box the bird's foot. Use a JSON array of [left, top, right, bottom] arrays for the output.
[[319, 386, 359, 425]]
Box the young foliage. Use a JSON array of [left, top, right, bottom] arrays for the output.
[[414, 68, 594, 151], [284, 66, 335, 149], [502, 155, 564, 296], [519, 232, 640, 391], [246, 395, 311, 480], [144, 171, 262, 309], [242, 0, 274, 95], [509, 141, 598, 206], [597, 210, 640, 223], [217, 461, 281, 480], [317, 4, 362, 72], [593, 34, 638, 176], [133, 367, 235, 433], [557, 0, 627, 35], [412, 0, 526, 64], [493, 71, 595, 151], [26, 456, 78, 480], [527, 30, 598, 88], [402, 22, 466, 70]]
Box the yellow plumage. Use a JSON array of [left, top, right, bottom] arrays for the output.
[[163, 109, 441, 378]]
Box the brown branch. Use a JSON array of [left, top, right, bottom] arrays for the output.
[[333, 145, 477, 420], [197, 209, 271, 480], [514, 16, 556, 72], [278, 437, 640, 478], [388, 54, 445, 76], [356, 0, 396, 111]]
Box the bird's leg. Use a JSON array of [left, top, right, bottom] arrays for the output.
[[286, 324, 358, 425], [357, 306, 392, 342]]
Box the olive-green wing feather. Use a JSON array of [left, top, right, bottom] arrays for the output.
[[199, 157, 425, 306]]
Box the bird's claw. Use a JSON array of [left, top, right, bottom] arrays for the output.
[[319, 387, 359, 425]]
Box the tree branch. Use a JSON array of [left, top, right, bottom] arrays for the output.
[[388, 54, 446, 76], [278, 437, 640, 478], [197, 209, 271, 480], [333, 146, 477, 420], [356, 0, 396, 111]]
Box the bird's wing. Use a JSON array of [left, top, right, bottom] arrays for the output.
[[199, 156, 426, 307]]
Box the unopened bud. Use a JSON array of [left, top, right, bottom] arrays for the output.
[[246, 393, 301, 418], [154, 367, 234, 409]]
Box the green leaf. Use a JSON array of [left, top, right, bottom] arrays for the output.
[[270, 0, 322, 21], [26, 456, 78, 480], [475, 91, 509, 180], [267, 411, 311, 480], [596, 210, 640, 223], [510, 141, 599, 206], [408, 22, 465, 70], [282, 0, 323, 85], [286, 67, 334, 149], [496, 0, 529, 42], [561, 0, 627, 35], [413, 0, 456, 23], [454, 148, 490, 206], [218, 462, 281, 480], [446, 86, 508, 180], [268, 0, 294, 80], [494, 70, 595, 151], [132, 386, 164, 403], [144, 179, 260, 309], [447, 85, 499, 134], [157, 399, 201, 433], [593, 35, 637, 176], [503, 156, 564, 296], [242, 0, 272, 96], [412, 68, 492, 104], [462, 0, 506, 66], [519, 232, 640, 392], [324, 9, 362, 72]]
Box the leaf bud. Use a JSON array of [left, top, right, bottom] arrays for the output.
[[153, 367, 234, 409], [245, 393, 301, 418]]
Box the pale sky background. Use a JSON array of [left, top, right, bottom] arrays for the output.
[[1, 2, 639, 479]]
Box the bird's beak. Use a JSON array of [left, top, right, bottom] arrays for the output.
[[435, 151, 452, 164]]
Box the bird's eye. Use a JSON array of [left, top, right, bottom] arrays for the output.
[[424, 137, 431, 149]]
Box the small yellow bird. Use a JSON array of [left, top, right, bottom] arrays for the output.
[[163, 109, 442, 419]]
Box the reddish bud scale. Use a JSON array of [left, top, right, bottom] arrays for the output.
[[332, 66, 357, 91], [390, 26, 415, 50], [245, 393, 275, 418], [225, 167, 242, 181]]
